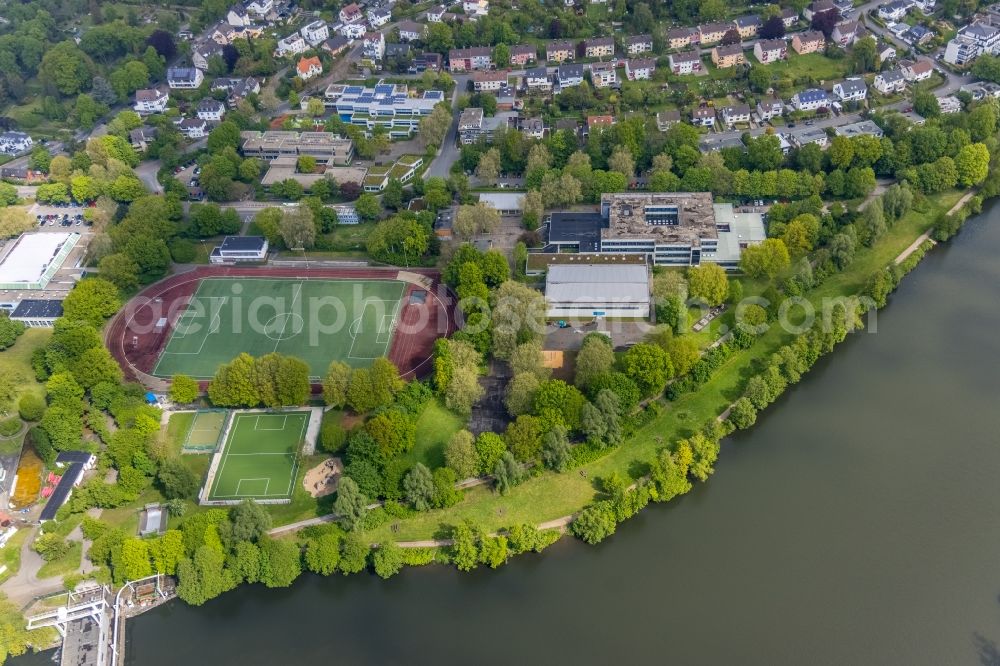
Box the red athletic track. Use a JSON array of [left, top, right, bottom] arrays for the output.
[[105, 266, 458, 391]]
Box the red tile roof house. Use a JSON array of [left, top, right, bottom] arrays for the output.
[[297, 56, 323, 80]]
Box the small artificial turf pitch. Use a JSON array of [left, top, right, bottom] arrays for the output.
[[206, 411, 309, 502], [182, 410, 228, 452], [152, 277, 407, 379]]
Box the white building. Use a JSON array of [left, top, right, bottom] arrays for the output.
[[196, 99, 226, 121], [944, 21, 1000, 65], [340, 22, 367, 39], [874, 69, 907, 94], [210, 236, 269, 263], [479, 191, 524, 215], [134, 89, 169, 115], [300, 20, 329, 46], [245, 0, 273, 17], [792, 88, 830, 111], [367, 7, 392, 27], [937, 95, 962, 113], [178, 117, 208, 138], [878, 0, 912, 21], [339, 2, 364, 23], [9, 299, 62, 327], [833, 78, 867, 102], [545, 264, 651, 319], [275, 33, 307, 57], [557, 64, 584, 88], [167, 67, 204, 89], [525, 67, 551, 90], [625, 58, 655, 80], [590, 62, 617, 88], [668, 51, 701, 75]]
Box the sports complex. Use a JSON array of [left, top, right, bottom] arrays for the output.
[[107, 266, 457, 386]]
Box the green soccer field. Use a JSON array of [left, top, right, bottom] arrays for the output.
[[152, 277, 407, 379], [206, 411, 309, 502]]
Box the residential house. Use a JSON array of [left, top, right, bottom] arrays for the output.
[[297, 55, 323, 80], [780, 8, 800, 28], [167, 67, 204, 89], [397, 20, 426, 42], [584, 36, 615, 58], [877, 0, 911, 21], [368, 7, 392, 27], [458, 107, 484, 144], [625, 34, 653, 55], [587, 115, 615, 134], [873, 69, 907, 94], [245, 0, 272, 17], [463, 0, 490, 17], [734, 15, 762, 39], [831, 21, 859, 47], [792, 88, 830, 111], [385, 43, 411, 60], [426, 5, 446, 21], [339, 3, 364, 23], [323, 35, 351, 57], [448, 46, 492, 71], [834, 119, 884, 138], [547, 40, 575, 62], [756, 95, 784, 121], [791, 127, 829, 148], [340, 22, 367, 39], [625, 58, 655, 80], [903, 24, 934, 46], [944, 22, 1000, 65], [721, 104, 752, 126], [413, 53, 443, 72], [804, 0, 836, 21], [960, 81, 1000, 100], [133, 89, 169, 114], [510, 44, 537, 66], [792, 30, 825, 55], [901, 58, 933, 81], [275, 33, 307, 57], [525, 67, 551, 90], [878, 41, 897, 64], [363, 32, 385, 60], [712, 44, 745, 69], [590, 62, 617, 87], [226, 4, 251, 27], [0, 131, 32, 154], [832, 78, 867, 102], [474, 70, 508, 91], [522, 117, 545, 138], [557, 63, 585, 88], [129, 127, 157, 151], [937, 95, 962, 113], [197, 99, 226, 122], [913, 0, 935, 12], [691, 107, 716, 127], [178, 117, 208, 138], [656, 110, 681, 131], [669, 50, 702, 74], [192, 42, 223, 70], [211, 76, 261, 106], [754, 39, 787, 64], [299, 20, 329, 47], [698, 22, 731, 45], [667, 27, 698, 49]]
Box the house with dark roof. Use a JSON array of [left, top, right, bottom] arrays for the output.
[[167, 67, 204, 89], [210, 236, 269, 263], [197, 99, 226, 121], [874, 68, 907, 94], [833, 78, 867, 102], [397, 20, 426, 42], [39, 463, 85, 522], [625, 34, 653, 55], [10, 299, 63, 327], [557, 63, 584, 88], [734, 14, 762, 39], [792, 88, 831, 111], [509, 44, 537, 66]]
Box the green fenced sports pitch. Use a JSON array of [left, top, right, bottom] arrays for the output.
[[152, 277, 407, 379], [205, 411, 309, 502], [182, 410, 228, 452]]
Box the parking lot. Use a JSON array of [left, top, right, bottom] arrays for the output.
[[29, 203, 89, 230]]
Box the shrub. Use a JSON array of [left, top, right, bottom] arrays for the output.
[[168, 239, 198, 263], [0, 417, 22, 437], [319, 411, 346, 454], [17, 393, 45, 421]]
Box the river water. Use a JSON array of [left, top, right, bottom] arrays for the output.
[[17, 203, 1000, 666]]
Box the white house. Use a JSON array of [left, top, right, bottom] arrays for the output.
[[833, 78, 867, 102], [557, 64, 584, 89], [196, 99, 226, 121], [754, 39, 788, 64], [756, 96, 784, 121], [297, 56, 324, 80], [340, 22, 367, 39], [178, 117, 208, 138], [878, 0, 912, 22], [873, 69, 906, 94], [625, 58, 655, 80], [590, 62, 617, 88], [901, 58, 933, 82], [245, 0, 273, 17], [691, 107, 716, 127], [463, 0, 489, 17], [339, 2, 364, 23], [0, 131, 32, 154], [275, 33, 307, 57], [226, 4, 251, 27], [133, 89, 169, 114], [368, 7, 392, 27], [426, 5, 446, 21], [792, 88, 830, 111], [668, 51, 701, 75], [211, 236, 269, 264], [720, 104, 752, 126], [937, 95, 962, 113], [831, 21, 859, 47], [525, 67, 551, 90], [300, 20, 329, 47], [397, 20, 425, 42], [167, 67, 204, 89], [363, 32, 385, 60]]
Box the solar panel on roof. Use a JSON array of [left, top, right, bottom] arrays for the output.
[[344, 85, 364, 94], [374, 84, 393, 94]]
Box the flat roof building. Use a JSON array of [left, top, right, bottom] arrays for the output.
[[478, 191, 525, 215], [0, 232, 81, 290], [10, 299, 63, 327], [240, 131, 354, 165], [547, 193, 765, 268], [545, 263, 651, 319], [210, 236, 269, 264]]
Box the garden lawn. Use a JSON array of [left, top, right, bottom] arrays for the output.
[[0, 529, 29, 584], [0, 328, 52, 404], [37, 541, 82, 580], [362, 190, 964, 543], [402, 399, 465, 470]]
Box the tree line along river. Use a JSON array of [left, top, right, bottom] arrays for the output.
[[14, 202, 1000, 666]]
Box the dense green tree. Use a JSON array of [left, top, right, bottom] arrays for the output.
[[62, 278, 121, 327], [157, 458, 199, 500], [445, 430, 477, 478], [621, 343, 672, 397], [571, 501, 617, 544], [334, 477, 369, 531], [372, 541, 405, 578], [304, 532, 341, 575], [169, 375, 200, 404], [687, 263, 728, 306], [475, 432, 507, 476]]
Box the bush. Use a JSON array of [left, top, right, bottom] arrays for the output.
[[319, 411, 346, 454], [0, 417, 22, 437], [168, 239, 198, 263]]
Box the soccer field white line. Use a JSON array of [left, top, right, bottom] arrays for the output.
[[233, 478, 270, 497], [155, 295, 228, 376], [347, 290, 406, 360], [270, 282, 304, 354], [254, 414, 289, 431]]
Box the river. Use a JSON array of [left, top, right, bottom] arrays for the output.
[[16, 203, 1000, 665]]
